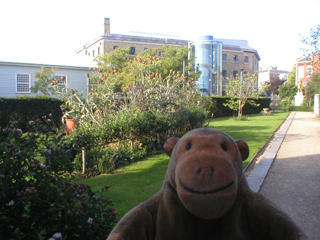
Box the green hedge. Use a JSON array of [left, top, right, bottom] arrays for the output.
[[0, 97, 63, 132], [289, 106, 313, 111], [0, 96, 271, 133], [209, 97, 271, 118]]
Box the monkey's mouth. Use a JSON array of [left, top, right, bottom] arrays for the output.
[[179, 178, 234, 195]]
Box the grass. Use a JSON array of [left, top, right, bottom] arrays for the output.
[[208, 112, 289, 167], [73, 112, 289, 217]]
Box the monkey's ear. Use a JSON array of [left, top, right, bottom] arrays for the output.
[[164, 137, 180, 157], [235, 140, 249, 161]]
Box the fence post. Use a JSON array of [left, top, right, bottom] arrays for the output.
[[82, 147, 86, 174], [314, 94, 320, 116]]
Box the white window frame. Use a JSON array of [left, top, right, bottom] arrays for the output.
[[16, 73, 31, 93], [307, 65, 312, 77]]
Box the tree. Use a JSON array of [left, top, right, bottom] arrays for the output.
[[287, 64, 296, 85], [307, 73, 320, 97], [301, 24, 320, 57], [92, 46, 199, 93], [224, 72, 269, 118], [265, 76, 284, 96], [31, 67, 58, 95], [278, 83, 298, 101]]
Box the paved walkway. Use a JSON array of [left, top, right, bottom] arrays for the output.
[[247, 112, 320, 240]]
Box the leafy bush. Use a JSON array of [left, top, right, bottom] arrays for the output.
[[281, 100, 291, 112], [0, 128, 117, 239]]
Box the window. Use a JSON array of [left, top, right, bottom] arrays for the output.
[[233, 71, 238, 77], [233, 55, 238, 63], [98, 47, 100, 55], [222, 54, 227, 62], [92, 50, 95, 58], [129, 47, 135, 55], [307, 65, 312, 77], [55, 75, 67, 91], [158, 51, 162, 57], [244, 56, 249, 63], [16, 73, 31, 93], [222, 70, 227, 78], [298, 66, 304, 78]]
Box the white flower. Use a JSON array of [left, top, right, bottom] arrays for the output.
[[52, 232, 62, 239], [8, 200, 15, 206], [87, 217, 94, 224]]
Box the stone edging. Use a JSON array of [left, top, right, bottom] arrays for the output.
[[246, 112, 295, 192]]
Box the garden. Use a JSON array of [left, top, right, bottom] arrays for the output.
[[1, 46, 288, 239]]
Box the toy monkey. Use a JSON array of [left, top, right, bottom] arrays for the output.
[[107, 127, 308, 240]]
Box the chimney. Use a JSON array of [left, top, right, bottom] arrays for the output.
[[104, 18, 110, 34]]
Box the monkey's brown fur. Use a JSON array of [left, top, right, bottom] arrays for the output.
[[107, 128, 308, 240]]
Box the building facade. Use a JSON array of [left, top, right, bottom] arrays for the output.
[[258, 66, 288, 85], [76, 18, 188, 58], [77, 18, 260, 96], [295, 56, 320, 105], [0, 61, 92, 98]]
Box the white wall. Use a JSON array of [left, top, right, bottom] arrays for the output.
[[0, 62, 91, 98]]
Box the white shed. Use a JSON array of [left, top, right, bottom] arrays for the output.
[[0, 54, 96, 98]]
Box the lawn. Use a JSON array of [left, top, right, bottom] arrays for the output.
[[73, 112, 289, 217]]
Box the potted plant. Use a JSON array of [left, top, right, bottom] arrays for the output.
[[60, 90, 84, 134], [62, 110, 79, 134]]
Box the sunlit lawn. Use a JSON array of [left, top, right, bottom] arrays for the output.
[[73, 112, 289, 217]]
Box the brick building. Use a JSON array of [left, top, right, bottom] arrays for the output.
[[295, 55, 320, 105], [76, 18, 188, 58], [76, 18, 260, 96]]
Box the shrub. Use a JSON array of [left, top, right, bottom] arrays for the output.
[[281, 100, 291, 112], [0, 97, 63, 133], [0, 128, 118, 239]]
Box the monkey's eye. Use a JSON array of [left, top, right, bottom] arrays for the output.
[[221, 143, 227, 151], [186, 142, 192, 150]]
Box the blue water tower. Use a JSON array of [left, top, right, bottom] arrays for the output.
[[189, 35, 222, 96]]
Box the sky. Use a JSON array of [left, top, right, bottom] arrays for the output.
[[1, 0, 320, 71]]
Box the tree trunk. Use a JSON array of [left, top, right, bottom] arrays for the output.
[[238, 100, 243, 117]]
